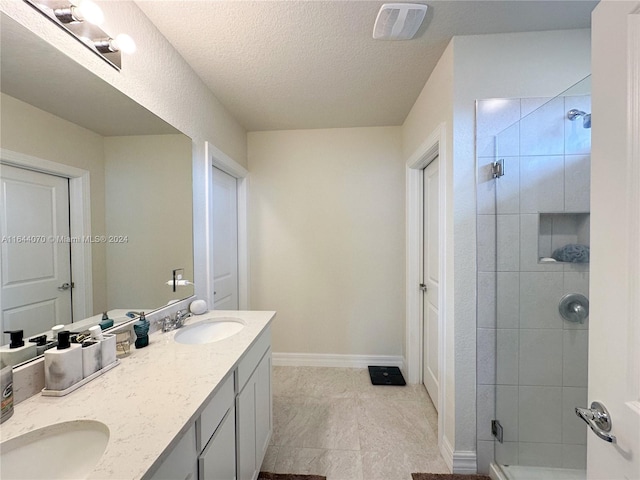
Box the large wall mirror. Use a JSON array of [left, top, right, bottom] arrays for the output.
[[0, 13, 195, 367]]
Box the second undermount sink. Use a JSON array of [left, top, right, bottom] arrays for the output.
[[1, 420, 109, 479], [174, 317, 245, 345]]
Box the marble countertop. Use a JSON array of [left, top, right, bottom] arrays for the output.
[[0, 310, 276, 479]]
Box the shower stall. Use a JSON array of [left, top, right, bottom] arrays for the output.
[[475, 76, 591, 480]]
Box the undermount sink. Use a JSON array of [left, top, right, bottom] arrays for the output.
[[1, 420, 109, 479], [174, 317, 245, 344]]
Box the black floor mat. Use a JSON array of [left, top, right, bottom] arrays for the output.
[[368, 366, 406, 386]]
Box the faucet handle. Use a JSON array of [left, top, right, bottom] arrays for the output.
[[157, 315, 173, 332], [174, 309, 192, 327]]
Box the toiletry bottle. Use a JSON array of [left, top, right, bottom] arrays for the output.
[[29, 335, 54, 355], [99, 312, 114, 330], [51, 324, 65, 347], [89, 325, 104, 341], [0, 358, 13, 424], [91, 326, 116, 368], [0, 330, 37, 366], [44, 331, 83, 391], [81, 340, 102, 378], [133, 312, 150, 349]]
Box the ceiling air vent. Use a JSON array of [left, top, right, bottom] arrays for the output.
[[373, 3, 428, 40]]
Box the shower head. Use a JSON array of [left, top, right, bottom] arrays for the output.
[[567, 109, 592, 129]]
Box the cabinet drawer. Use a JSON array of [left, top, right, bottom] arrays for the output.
[[198, 406, 236, 480], [197, 373, 234, 452], [236, 328, 271, 393], [148, 424, 197, 480]]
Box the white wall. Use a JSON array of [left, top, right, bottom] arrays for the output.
[[248, 127, 404, 357], [103, 134, 193, 309], [0, 0, 248, 305], [590, 2, 640, 478], [402, 29, 591, 468], [0, 93, 108, 312]]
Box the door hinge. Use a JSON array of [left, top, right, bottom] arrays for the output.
[[492, 159, 505, 178], [492, 419, 504, 443]]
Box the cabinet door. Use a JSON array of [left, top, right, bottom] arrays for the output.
[[236, 379, 257, 480], [236, 350, 272, 480], [254, 352, 272, 466], [199, 406, 236, 480], [149, 424, 197, 480]]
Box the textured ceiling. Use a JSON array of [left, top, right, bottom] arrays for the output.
[[137, 1, 597, 131]]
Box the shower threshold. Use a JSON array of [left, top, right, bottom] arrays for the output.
[[490, 463, 586, 480]]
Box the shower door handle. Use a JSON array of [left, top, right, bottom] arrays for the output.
[[575, 401, 617, 443]]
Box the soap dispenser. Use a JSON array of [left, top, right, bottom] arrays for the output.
[[99, 312, 114, 330], [44, 330, 83, 391], [133, 312, 150, 349], [29, 335, 55, 355], [0, 330, 37, 366]]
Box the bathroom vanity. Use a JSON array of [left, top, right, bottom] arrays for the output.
[[0, 310, 275, 480]]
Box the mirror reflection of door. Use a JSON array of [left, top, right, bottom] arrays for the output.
[[212, 166, 239, 310], [0, 164, 72, 338]]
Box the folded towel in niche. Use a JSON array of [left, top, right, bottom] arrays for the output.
[[552, 244, 590, 263]]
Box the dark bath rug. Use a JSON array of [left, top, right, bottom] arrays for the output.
[[258, 473, 326, 480], [411, 474, 492, 480]]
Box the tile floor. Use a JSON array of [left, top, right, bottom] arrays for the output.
[[261, 366, 449, 480]]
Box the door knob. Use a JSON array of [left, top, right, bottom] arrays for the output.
[[58, 282, 72, 291], [419, 283, 427, 292], [575, 401, 616, 443]]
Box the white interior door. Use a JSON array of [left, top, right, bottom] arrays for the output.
[[587, 3, 640, 479], [422, 157, 440, 411], [212, 166, 239, 310], [0, 164, 72, 338]]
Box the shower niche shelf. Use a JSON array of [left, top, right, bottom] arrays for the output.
[[538, 212, 590, 264]]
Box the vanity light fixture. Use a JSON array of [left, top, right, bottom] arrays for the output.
[[93, 34, 137, 55], [53, 0, 104, 25], [23, 0, 135, 70]]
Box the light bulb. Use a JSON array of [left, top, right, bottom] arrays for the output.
[[113, 34, 136, 54], [72, 0, 104, 25]]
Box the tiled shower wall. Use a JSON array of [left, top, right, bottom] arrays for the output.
[[475, 95, 591, 473]]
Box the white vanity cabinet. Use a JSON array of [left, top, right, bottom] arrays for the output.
[[236, 330, 272, 480], [198, 374, 236, 480], [147, 424, 198, 480], [146, 327, 272, 480], [199, 405, 236, 479]]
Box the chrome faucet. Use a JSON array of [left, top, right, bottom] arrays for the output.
[[174, 309, 192, 328], [159, 310, 192, 332]]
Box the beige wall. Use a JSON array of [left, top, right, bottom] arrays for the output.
[[248, 127, 404, 356], [0, 93, 108, 312], [103, 134, 193, 309], [402, 29, 591, 459]]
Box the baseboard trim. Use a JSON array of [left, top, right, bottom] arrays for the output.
[[440, 436, 477, 474], [453, 450, 478, 474], [441, 435, 455, 472], [272, 352, 404, 369]]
